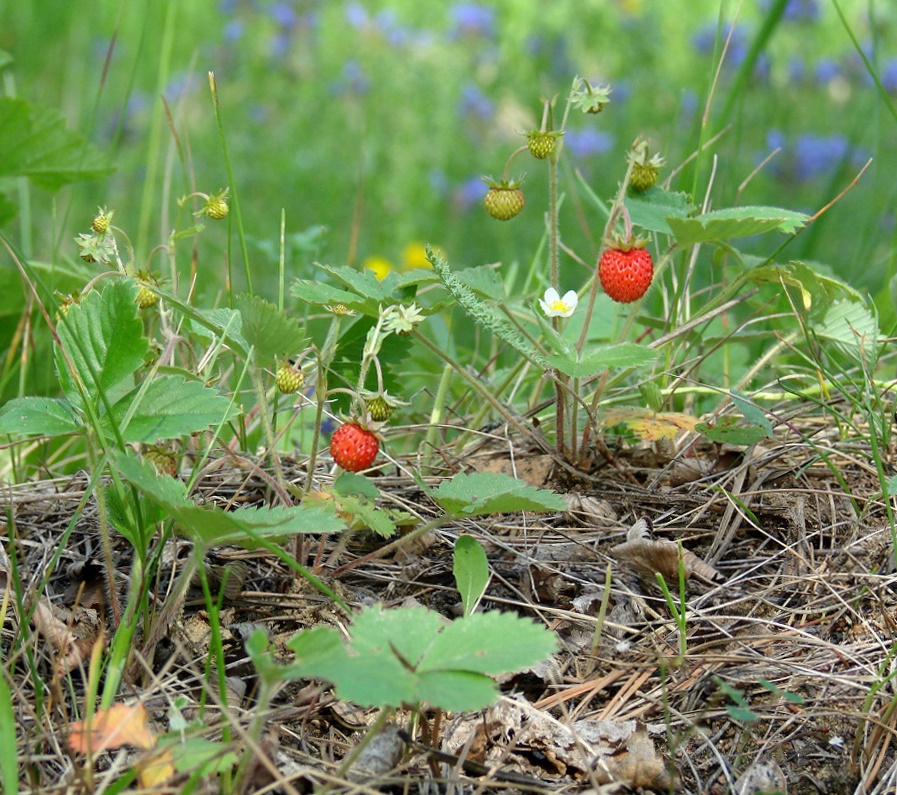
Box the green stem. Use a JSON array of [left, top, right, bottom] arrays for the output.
[[208, 71, 252, 297]]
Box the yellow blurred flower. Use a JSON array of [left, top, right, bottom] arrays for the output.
[[364, 256, 394, 280], [402, 241, 436, 271]]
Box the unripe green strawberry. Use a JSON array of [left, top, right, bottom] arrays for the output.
[[91, 206, 113, 234], [525, 131, 563, 160], [483, 178, 525, 221], [330, 422, 379, 472], [366, 396, 392, 422], [145, 447, 178, 477], [136, 283, 158, 309], [629, 162, 660, 192], [627, 139, 665, 193], [275, 363, 304, 394], [206, 195, 229, 220], [598, 246, 654, 303]]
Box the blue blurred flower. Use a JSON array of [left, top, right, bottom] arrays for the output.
[[453, 176, 487, 211], [375, 9, 409, 46], [449, 3, 496, 38], [223, 18, 244, 43], [814, 58, 840, 84], [459, 83, 494, 120], [692, 22, 748, 67], [345, 2, 369, 29], [331, 59, 370, 95], [794, 133, 849, 181], [881, 59, 897, 93], [759, 0, 820, 22], [788, 55, 806, 82], [268, 1, 298, 28], [766, 130, 862, 183], [563, 128, 613, 159]]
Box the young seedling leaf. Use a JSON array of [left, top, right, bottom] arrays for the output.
[[283, 604, 556, 711], [0, 397, 81, 437], [666, 206, 809, 245], [236, 294, 306, 362], [453, 535, 490, 616], [430, 472, 566, 516], [624, 188, 694, 235], [350, 605, 446, 665], [547, 343, 658, 377], [419, 611, 557, 674], [415, 670, 499, 713], [0, 97, 112, 189], [55, 280, 148, 406]]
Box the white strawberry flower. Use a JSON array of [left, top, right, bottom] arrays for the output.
[[539, 287, 578, 318]]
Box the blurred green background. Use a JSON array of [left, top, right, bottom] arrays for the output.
[[1, 0, 896, 305]]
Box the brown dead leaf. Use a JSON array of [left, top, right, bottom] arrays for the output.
[[602, 406, 700, 441], [609, 518, 722, 584], [31, 599, 102, 673], [69, 702, 157, 754], [471, 455, 553, 487]]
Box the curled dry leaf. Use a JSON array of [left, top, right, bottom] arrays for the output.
[[69, 702, 157, 754], [609, 517, 722, 584], [564, 493, 618, 524], [31, 599, 102, 673]]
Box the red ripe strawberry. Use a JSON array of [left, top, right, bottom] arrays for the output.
[[330, 423, 379, 472], [598, 247, 654, 303]]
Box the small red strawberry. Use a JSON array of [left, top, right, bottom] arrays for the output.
[[330, 423, 379, 472], [598, 246, 654, 303], [482, 176, 525, 221]]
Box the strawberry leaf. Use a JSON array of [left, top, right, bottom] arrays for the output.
[[236, 294, 306, 362], [624, 188, 694, 235], [55, 280, 148, 407], [666, 206, 809, 244], [116, 454, 345, 547], [281, 604, 556, 711], [105, 374, 236, 443], [0, 97, 112, 190], [428, 472, 565, 516], [547, 343, 658, 377], [0, 397, 81, 437]]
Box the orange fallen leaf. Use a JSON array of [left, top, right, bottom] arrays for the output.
[[69, 702, 156, 754], [602, 406, 700, 441]]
